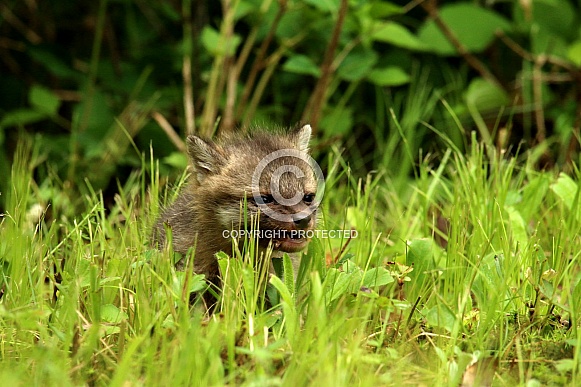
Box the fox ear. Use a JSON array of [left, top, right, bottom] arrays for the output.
[[292, 124, 312, 153], [186, 135, 226, 182]]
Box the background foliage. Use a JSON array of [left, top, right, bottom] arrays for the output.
[[1, 0, 581, 211]]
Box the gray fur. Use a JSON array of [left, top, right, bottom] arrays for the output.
[[153, 125, 319, 290]]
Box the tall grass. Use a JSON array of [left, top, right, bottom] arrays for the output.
[[0, 127, 579, 385]]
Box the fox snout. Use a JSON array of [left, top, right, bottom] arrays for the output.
[[261, 207, 317, 233], [293, 212, 312, 229], [266, 201, 317, 230]]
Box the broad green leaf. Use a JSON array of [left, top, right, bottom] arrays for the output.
[[337, 47, 378, 81], [514, 0, 575, 38], [362, 267, 394, 287], [162, 314, 176, 329], [72, 90, 115, 140], [29, 85, 60, 116], [277, 8, 315, 40], [27, 46, 80, 80], [346, 206, 365, 230], [366, 66, 410, 86], [406, 239, 436, 272], [324, 268, 351, 302], [0, 109, 48, 129], [566, 338, 579, 347], [506, 206, 528, 248], [340, 261, 364, 293], [283, 55, 321, 77], [174, 272, 208, 294], [567, 40, 581, 67], [372, 22, 428, 51], [367, 1, 402, 18], [269, 277, 298, 337], [201, 26, 241, 56], [320, 107, 353, 136], [234, 1, 256, 20], [406, 239, 438, 297], [464, 78, 510, 113], [282, 253, 295, 296], [550, 173, 580, 219], [304, 0, 339, 13], [341, 259, 363, 275], [554, 359, 576, 373], [471, 253, 504, 306], [531, 26, 567, 57], [101, 304, 128, 324], [550, 173, 578, 207], [158, 2, 180, 21], [517, 173, 551, 221], [417, 4, 511, 56], [269, 276, 292, 306], [424, 304, 457, 332], [504, 190, 521, 207], [216, 251, 232, 275], [297, 236, 324, 290], [163, 152, 188, 169]]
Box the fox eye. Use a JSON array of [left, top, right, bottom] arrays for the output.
[[303, 193, 315, 204], [260, 194, 275, 204]]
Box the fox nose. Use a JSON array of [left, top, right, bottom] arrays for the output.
[[293, 213, 312, 229]]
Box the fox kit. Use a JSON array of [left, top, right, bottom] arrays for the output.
[[154, 124, 320, 288]]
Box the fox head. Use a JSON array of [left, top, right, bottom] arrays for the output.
[[186, 124, 321, 253]]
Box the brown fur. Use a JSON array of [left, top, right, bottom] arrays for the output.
[[154, 124, 319, 285]]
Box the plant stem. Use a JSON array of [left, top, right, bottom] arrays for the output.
[[182, 0, 195, 136], [301, 0, 348, 131], [237, 0, 286, 120]]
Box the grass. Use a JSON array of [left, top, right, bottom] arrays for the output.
[[0, 130, 580, 386]]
